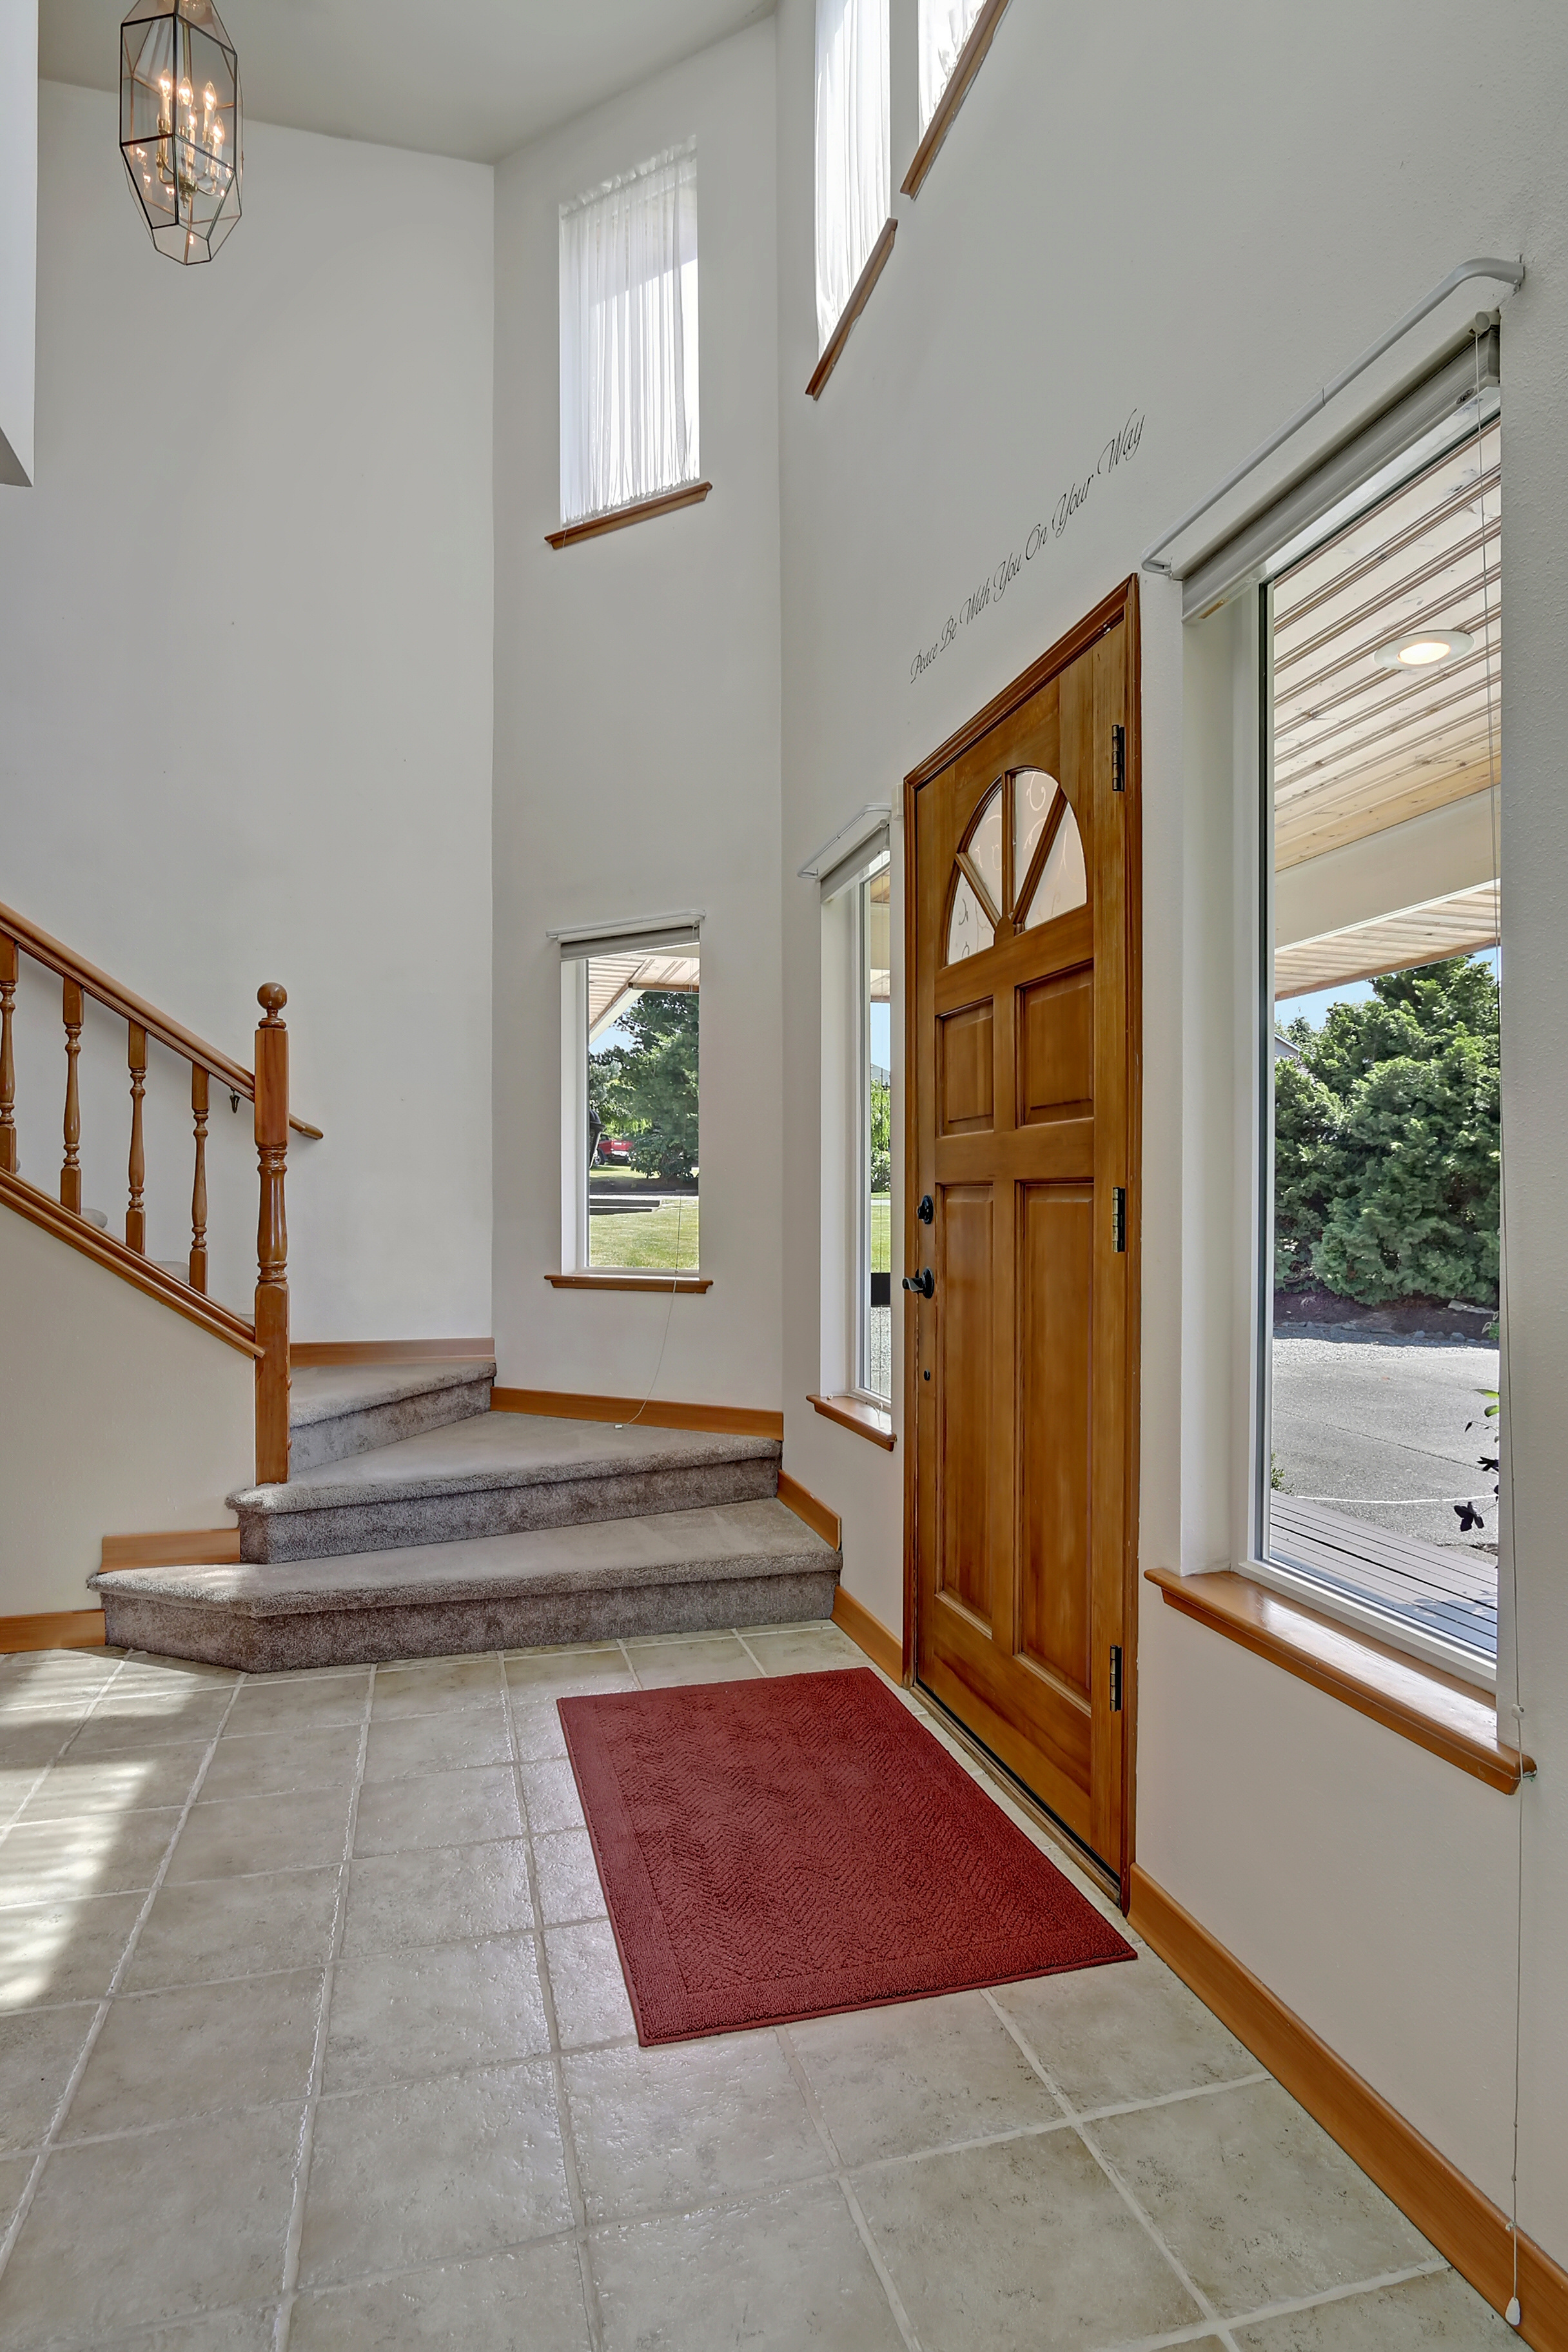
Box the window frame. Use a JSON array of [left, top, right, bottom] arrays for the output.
[[850, 852, 892, 1409]]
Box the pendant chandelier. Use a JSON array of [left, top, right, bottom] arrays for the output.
[[119, 0, 241, 265]]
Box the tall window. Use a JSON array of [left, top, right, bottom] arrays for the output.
[[856, 854, 893, 1401], [560, 926, 700, 1274], [814, 0, 888, 350], [1260, 414, 1502, 1680], [917, 0, 984, 133], [558, 142, 698, 527]]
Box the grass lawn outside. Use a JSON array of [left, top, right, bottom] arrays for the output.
[[590, 1198, 700, 1271], [870, 1193, 890, 1273]]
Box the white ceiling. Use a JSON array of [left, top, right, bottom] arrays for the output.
[[41, 0, 773, 165]]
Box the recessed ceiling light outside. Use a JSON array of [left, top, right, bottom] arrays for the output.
[[1373, 629, 1474, 672]]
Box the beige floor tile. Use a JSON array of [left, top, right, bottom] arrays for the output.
[[856, 2127, 1202, 2351], [522, 1757, 586, 1834], [992, 1954, 1260, 2112], [16, 1747, 206, 1821], [297, 2060, 572, 2286], [124, 1867, 342, 1992], [1234, 2268, 1514, 2348], [224, 1672, 371, 1737], [504, 1647, 632, 1694], [167, 1786, 352, 1884], [0, 2103, 300, 2342], [0, 1807, 182, 1909], [60, 1716, 224, 1763], [353, 1763, 522, 1856], [342, 1841, 534, 1957], [362, 1705, 514, 1783], [564, 2034, 829, 2222], [787, 1990, 1066, 2167], [1090, 2077, 1433, 2315], [201, 1723, 364, 1801], [743, 1624, 863, 1676], [0, 2148, 34, 2240], [509, 1696, 573, 1763], [290, 2239, 591, 2351], [88, 2308, 279, 2351], [114, 1656, 241, 1687], [0, 1890, 145, 2011], [370, 1656, 506, 1717], [0, 1721, 81, 1770], [0, 2002, 95, 2154], [89, 1682, 233, 1728], [623, 1634, 761, 1688], [592, 2180, 908, 2352], [64, 1968, 322, 2138], [324, 1932, 550, 2092], [534, 1830, 607, 1926], [544, 1919, 636, 2049]]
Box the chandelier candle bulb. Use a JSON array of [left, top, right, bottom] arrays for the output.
[[120, 0, 242, 265]]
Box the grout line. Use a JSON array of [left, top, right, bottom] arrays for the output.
[[1080, 2258, 1453, 2352], [776, 2024, 925, 2352], [271, 1661, 377, 2352], [505, 1653, 605, 2351], [0, 1651, 136, 1839], [614, 1638, 642, 1688], [0, 1669, 245, 2290], [981, 1989, 1227, 2336], [732, 1629, 770, 1676]]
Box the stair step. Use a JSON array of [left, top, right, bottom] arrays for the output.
[[230, 1413, 782, 1563], [288, 1358, 495, 1473], [89, 1500, 840, 1671]]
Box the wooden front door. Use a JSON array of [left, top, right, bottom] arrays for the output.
[[905, 583, 1139, 1883]]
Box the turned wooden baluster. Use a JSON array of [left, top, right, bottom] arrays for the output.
[[253, 984, 291, 1485], [126, 1023, 148, 1253], [61, 980, 84, 1213], [190, 1064, 210, 1293], [0, 933, 16, 1175]]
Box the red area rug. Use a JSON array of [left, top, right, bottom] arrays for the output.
[[558, 1666, 1133, 2044]]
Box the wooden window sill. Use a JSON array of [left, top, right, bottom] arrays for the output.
[[901, 0, 1012, 199], [545, 481, 711, 550], [545, 1271, 712, 1294], [808, 1392, 896, 1449], [807, 219, 897, 399], [1146, 1567, 1532, 1794]]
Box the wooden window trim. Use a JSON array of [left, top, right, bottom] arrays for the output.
[[1146, 1567, 1531, 1794], [545, 1271, 712, 1294], [901, 0, 1012, 200], [545, 480, 711, 551], [807, 219, 897, 400], [808, 1391, 896, 1450]]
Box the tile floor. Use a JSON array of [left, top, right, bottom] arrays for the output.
[[0, 1622, 1515, 2350]]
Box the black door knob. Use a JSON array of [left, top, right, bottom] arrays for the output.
[[917, 1193, 934, 1225], [901, 1268, 934, 1298]]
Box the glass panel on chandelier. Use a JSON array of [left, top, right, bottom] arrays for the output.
[[1266, 418, 1502, 1674], [586, 948, 700, 1273], [120, 0, 241, 265], [558, 142, 699, 527]]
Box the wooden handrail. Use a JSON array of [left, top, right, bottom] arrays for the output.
[[0, 1165, 262, 1357], [0, 898, 322, 1138]]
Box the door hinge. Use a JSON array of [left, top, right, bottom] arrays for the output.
[[1112, 1186, 1126, 1252], [1112, 723, 1126, 792], [1109, 1645, 1124, 1712]]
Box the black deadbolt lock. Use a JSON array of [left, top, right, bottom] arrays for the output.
[[917, 1194, 934, 1224]]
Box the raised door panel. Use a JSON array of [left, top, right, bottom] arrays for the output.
[[937, 1184, 993, 1623], [938, 1001, 994, 1135], [1018, 965, 1093, 1127], [1017, 1181, 1093, 1714]]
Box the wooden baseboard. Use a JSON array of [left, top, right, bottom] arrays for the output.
[[777, 1470, 841, 1550], [832, 1585, 901, 1678], [100, 1527, 241, 1573], [491, 1388, 783, 1441], [1130, 1865, 1568, 2347], [1, 1610, 106, 1652], [290, 1338, 495, 1367]]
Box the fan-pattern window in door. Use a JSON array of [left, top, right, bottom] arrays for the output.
[[944, 772, 1086, 964]]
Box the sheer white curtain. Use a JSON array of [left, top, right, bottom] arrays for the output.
[[559, 141, 698, 525], [814, 0, 888, 352], [918, 0, 983, 133]]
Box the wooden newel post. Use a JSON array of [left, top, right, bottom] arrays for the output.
[[253, 983, 291, 1487]]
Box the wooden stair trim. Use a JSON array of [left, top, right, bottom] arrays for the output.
[[0, 1610, 106, 1652], [101, 1527, 242, 1573], [0, 1166, 262, 1357], [1129, 1865, 1568, 2346], [777, 1471, 841, 1550], [291, 1338, 495, 1367], [491, 1388, 783, 1440], [832, 1585, 901, 1678]]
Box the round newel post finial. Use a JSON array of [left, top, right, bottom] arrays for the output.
[[258, 983, 288, 1025]]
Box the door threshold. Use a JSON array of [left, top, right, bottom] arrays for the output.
[[914, 1680, 1123, 1910]]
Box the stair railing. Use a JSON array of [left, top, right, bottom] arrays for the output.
[[0, 898, 322, 1486]]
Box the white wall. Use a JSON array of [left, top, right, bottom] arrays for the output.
[[773, 0, 1568, 2275], [491, 23, 783, 1411], [0, 84, 495, 1342], [0, 0, 34, 485], [0, 1204, 253, 1616]]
